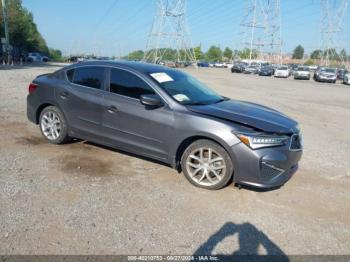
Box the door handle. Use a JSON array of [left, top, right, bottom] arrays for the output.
[[106, 105, 118, 113], [59, 91, 69, 99]]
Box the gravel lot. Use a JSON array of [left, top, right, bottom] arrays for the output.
[[0, 64, 349, 255]]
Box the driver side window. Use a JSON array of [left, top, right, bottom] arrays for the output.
[[109, 68, 155, 99]]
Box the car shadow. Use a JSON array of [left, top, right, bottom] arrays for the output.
[[82, 141, 173, 168], [234, 183, 282, 192], [194, 222, 289, 261]]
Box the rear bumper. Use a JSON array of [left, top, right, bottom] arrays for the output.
[[229, 140, 303, 189], [27, 95, 37, 124]]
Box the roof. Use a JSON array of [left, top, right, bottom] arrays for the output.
[[69, 60, 177, 74]]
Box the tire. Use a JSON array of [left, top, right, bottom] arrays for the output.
[[39, 106, 69, 144], [181, 139, 234, 190]]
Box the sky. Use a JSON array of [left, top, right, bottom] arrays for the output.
[[22, 0, 350, 57]]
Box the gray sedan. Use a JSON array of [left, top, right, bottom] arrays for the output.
[[27, 61, 302, 190]]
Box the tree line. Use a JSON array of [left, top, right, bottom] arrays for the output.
[[124, 46, 259, 62], [292, 44, 348, 62], [0, 0, 62, 60]]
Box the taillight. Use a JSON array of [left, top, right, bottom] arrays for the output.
[[28, 83, 37, 94]]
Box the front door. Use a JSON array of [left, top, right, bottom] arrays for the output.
[[102, 68, 174, 161]]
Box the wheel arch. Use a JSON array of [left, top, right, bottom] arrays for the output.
[[35, 102, 66, 124], [174, 134, 233, 171]]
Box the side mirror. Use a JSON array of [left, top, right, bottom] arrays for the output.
[[140, 94, 163, 107]]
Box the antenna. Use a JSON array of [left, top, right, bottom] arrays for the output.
[[144, 0, 196, 64], [320, 0, 349, 66]]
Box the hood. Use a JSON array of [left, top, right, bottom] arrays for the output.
[[187, 99, 298, 134], [320, 72, 336, 77]]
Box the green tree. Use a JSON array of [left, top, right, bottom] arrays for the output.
[[339, 49, 347, 61], [223, 47, 233, 60], [49, 48, 62, 61], [205, 45, 222, 62], [238, 48, 258, 59], [0, 0, 50, 54], [194, 46, 203, 61], [323, 48, 339, 61], [310, 49, 322, 59], [292, 45, 304, 59], [125, 50, 144, 60]]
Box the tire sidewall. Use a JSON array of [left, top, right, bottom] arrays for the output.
[[181, 139, 234, 190], [39, 106, 68, 144]]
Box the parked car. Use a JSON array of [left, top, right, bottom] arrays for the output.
[[197, 61, 209, 67], [243, 65, 259, 74], [274, 66, 290, 78], [343, 72, 350, 85], [258, 66, 274, 76], [314, 67, 337, 83], [27, 52, 49, 63], [231, 63, 246, 73], [337, 69, 349, 80], [214, 62, 225, 68], [26, 61, 302, 190], [293, 66, 311, 80], [308, 65, 318, 71]]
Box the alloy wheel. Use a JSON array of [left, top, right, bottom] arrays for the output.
[[185, 147, 226, 187], [40, 111, 61, 141]]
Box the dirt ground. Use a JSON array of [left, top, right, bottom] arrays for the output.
[[0, 64, 349, 255]]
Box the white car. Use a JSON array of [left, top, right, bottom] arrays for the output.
[[343, 73, 350, 85], [274, 66, 290, 78], [294, 66, 311, 80], [214, 62, 225, 68], [27, 52, 49, 63]]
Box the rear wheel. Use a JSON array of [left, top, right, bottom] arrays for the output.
[[181, 139, 233, 190], [39, 106, 69, 144]]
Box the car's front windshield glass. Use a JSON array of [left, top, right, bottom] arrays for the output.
[[298, 67, 309, 71], [279, 66, 288, 70], [149, 70, 224, 105], [323, 68, 336, 73]]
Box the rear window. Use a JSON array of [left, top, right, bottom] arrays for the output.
[[66, 66, 105, 89]]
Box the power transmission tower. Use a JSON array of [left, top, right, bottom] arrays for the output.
[[238, 0, 269, 61], [1, 0, 10, 64], [144, 0, 196, 64], [238, 0, 283, 64], [320, 0, 349, 66], [267, 0, 283, 65]]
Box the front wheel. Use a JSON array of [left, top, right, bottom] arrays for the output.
[[181, 139, 234, 190], [39, 106, 69, 144]]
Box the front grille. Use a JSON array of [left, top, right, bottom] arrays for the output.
[[290, 134, 302, 150], [260, 162, 284, 181]]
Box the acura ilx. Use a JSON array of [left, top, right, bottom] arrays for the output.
[[27, 61, 303, 190]]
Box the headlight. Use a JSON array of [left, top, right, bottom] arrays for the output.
[[236, 134, 288, 149]]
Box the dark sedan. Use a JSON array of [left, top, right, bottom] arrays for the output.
[[27, 61, 302, 190], [259, 66, 274, 76]]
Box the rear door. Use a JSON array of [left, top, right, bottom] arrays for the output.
[[55, 66, 106, 138], [101, 67, 174, 160]]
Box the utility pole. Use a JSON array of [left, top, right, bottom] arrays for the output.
[[1, 0, 10, 64], [320, 0, 349, 66], [144, 0, 196, 64]]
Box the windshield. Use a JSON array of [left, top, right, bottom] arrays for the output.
[[297, 67, 309, 71], [278, 66, 288, 70], [322, 68, 336, 73], [149, 70, 223, 105]]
